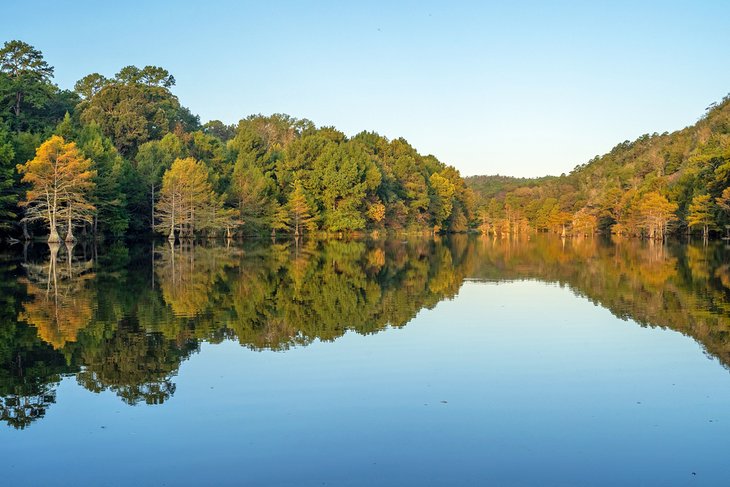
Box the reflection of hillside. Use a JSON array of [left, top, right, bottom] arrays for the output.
[[75, 317, 199, 405], [2, 238, 475, 428], [4, 236, 730, 430], [154, 239, 471, 350], [468, 235, 730, 367]]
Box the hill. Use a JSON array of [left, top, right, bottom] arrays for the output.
[[466, 94, 730, 238]]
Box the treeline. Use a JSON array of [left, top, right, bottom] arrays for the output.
[[0, 40, 474, 241], [467, 95, 730, 240]]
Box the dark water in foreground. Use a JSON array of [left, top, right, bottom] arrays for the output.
[[2, 235, 730, 486]]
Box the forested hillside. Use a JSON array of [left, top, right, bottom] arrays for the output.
[[0, 40, 474, 241], [4, 38, 730, 243], [468, 95, 730, 239]]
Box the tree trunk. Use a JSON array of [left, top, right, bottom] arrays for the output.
[[65, 213, 75, 242], [14, 91, 22, 129], [168, 193, 176, 241], [48, 225, 61, 243], [151, 183, 155, 231]]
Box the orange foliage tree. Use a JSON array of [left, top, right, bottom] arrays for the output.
[[17, 135, 96, 242]]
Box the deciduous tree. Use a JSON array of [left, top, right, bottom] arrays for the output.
[[287, 180, 316, 236], [17, 135, 96, 242], [637, 192, 678, 240], [155, 157, 216, 240], [687, 194, 714, 240]]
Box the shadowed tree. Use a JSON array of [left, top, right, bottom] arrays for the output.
[[136, 133, 185, 230], [0, 124, 17, 230], [232, 163, 273, 234]]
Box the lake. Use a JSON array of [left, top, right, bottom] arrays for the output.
[[2, 235, 730, 486]]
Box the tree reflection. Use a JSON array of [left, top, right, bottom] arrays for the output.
[[75, 317, 196, 405], [0, 252, 75, 429], [2, 236, 730, 428], [18, 243, 95, 349], [469, 236, 730, 365]]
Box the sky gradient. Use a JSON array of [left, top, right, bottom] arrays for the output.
[[5, 0, 730, 177]]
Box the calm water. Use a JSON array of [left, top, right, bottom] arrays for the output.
[[2, 236, 730, 486]]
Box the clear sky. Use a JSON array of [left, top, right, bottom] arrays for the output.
[[5, 0, 730, 177]]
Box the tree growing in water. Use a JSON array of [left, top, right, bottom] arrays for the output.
[[287, 180, 316, 236], [637, 192, 678, 240], [687, 194, 715, 240], [716, 187, 730, 239], [17, 135, 96, 242], [155, 157, 232, 239]]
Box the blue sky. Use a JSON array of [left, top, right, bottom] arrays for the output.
[[5, 0, 730, 177]]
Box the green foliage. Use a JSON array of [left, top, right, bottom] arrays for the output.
[[687, 194, 715, 237], [0, 39, 475, 238], [0, 40, 73, 133], [74, 73, 109, 100], [0, 124, 17, 227], [77, 70, 198, 156]]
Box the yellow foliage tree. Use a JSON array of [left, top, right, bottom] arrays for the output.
[[687, 194, 714, 239], [366, 201, 386, 225], [287, 180, 317, 236], [17, 135, 96, 242], [156, 157, 227, 239], [637, 192, 678, 240], [572, 208, 597, 236], [716, 187, 730, 238]]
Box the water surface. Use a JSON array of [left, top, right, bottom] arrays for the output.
[[2, 236, 730, 486]]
